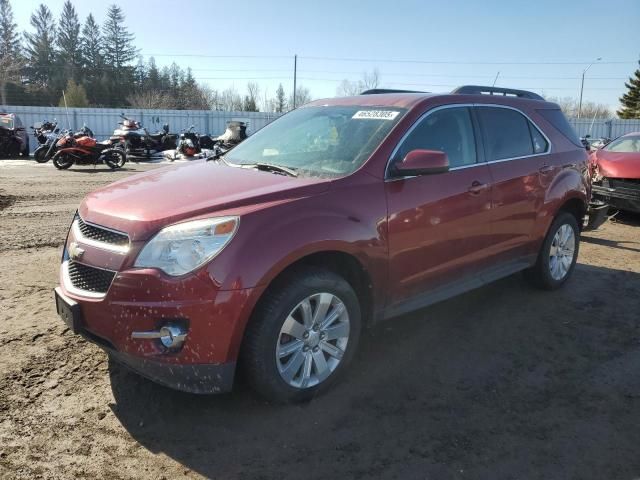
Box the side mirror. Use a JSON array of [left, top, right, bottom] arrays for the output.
[[394, 149, 449, 176]]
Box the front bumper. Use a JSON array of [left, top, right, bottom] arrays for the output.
[[592, 178, 640, 213]]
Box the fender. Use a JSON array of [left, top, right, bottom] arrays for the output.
[[532, 155, 589, 249]]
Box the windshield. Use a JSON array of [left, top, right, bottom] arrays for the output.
[[225, 105, 406, 177], [604, 135, 640, 153]]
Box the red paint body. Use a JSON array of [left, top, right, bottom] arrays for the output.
[[57, 92, 589, 393]]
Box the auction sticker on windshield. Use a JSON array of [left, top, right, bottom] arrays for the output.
[[352, 110, 400, 120]]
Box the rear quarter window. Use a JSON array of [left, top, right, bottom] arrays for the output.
[[537, 109, 582, 147], [477, 107, 534, 160]]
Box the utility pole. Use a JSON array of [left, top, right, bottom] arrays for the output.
[[578, 57, 601, 119], [293, 54, 297, 109]]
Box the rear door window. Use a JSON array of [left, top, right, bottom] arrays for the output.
[[396, 106, 477, 168], [477, 107, 534, 161]]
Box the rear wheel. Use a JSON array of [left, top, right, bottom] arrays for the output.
[[525, 211, 579, 290], [242, 268, 361, 403], [103, 150, 126, 169], [52, 152, 74, 170]]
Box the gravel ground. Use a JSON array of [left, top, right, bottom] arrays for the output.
[[1, 159, 639, 480]]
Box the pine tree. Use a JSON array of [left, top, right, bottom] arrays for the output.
[[0, 0, 19, 58], [23, 4, 57, 90], [102, 5, 136, 69], [80, 13, 104, 105], [145, 57, 160, 90], [56, 1, 81, 83], [102, 4, 136, 106], [617, 61, 640, 119], [275, 83, 286, 113]]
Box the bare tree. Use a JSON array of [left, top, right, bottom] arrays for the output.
[[126, 89, 172, 109], [336, 69, 380, 97], [288, 85, 312, 109], [220, 86, 243, 111], [243, 81, 260, 111], [547, 96, 611, 119]]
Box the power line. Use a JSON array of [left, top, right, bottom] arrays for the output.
[[300, 56, 636, 65]]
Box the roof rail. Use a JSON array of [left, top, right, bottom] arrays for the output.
[[451, 85, 544, 101], [360, 89, 426, 95]]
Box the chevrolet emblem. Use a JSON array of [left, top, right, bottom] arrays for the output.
[[68, 242, 85, 260]]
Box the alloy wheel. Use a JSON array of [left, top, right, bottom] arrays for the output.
[[275, 293, 350, 389], [549, 224, 576, 280]]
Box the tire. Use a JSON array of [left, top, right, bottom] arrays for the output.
[[103, 150, 126, 169], [21, 138, 29, 157], [524, 211, 580, 290], [33, 146, 49, 163], [242, 267, 362, 403], [52, 152, 74, 170]]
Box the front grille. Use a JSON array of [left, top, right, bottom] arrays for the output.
[[76, 216, 129, 247], [67, 260, 116, 294]]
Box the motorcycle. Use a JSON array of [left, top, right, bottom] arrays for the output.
[[215, 121, 248, 149], [0, 113, 29, 157], [176, 125, 201, 157], [113, 115, 177, 157], [33, 124, 93, 164], [31, 121, 58, 163], [52, 132, 126, 170], [31, 120, 57, 145]]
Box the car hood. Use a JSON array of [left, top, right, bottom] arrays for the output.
[[79, 160, 330, 241], [593, 149, 640, 179]]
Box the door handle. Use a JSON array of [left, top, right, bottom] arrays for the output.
[[539, 164, 554, 174], [468, 181, 489, 195]]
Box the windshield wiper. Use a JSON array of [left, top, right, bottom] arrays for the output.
[[248, 163, 298, 177]]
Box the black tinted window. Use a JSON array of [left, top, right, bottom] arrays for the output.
[[478, 107, 534, 160], [398, 107, 476, 168], [529, 122, 549, 154], [537, 108, 582, 147]]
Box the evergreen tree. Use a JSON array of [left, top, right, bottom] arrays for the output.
[[56, 1, 81, 84], [23, 4, 57, 90], [145, 57, 160, 90], [102, 5, 136, 69], [0, 0, 22, 105], [80, 13, 104, 105], [617, 61, 640, 119], [102, 4, 136, 106], [0, 0, 19, 58], [275, 83, 286, 113]]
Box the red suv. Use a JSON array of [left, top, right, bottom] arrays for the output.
[[54, 86, 590, 402]]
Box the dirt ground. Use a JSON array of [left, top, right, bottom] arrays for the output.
[[0, 159, 639, 480]]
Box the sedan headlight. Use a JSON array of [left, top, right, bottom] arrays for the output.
[[134, 216, 239, 276]]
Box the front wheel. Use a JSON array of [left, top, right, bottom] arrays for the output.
[[33, 146, 49, 163], [525, 211, 580, 290], [242, 268, 362, 403], [52, 152, 74, 170], [103, 150, 126, 169]]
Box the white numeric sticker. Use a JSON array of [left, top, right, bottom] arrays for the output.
[[352, 110, 400, 120]]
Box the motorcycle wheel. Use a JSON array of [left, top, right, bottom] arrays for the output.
[[52, 152, 74, 170], [33, 146, 49, 163], [103, 150, 126, 169]]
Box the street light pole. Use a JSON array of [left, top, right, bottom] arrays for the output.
[[578, 57, 601, 119]]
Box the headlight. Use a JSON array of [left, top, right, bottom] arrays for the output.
[[134, 216, 239, 276]]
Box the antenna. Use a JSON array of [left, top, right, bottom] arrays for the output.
[[62, 90, 71, 130], [492, 71, 500, 87]]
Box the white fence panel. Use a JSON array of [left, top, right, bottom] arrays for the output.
[[4, 105, 283, 152], [567, 118, 640, 139]]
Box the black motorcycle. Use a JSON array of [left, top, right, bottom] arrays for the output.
[[0, 113, 29, 157], [114, 115, 177, 157], [32, 121, 59, 163], [176, 125, 201, 157]]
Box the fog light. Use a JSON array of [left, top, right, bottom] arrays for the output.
[[131, 324, 188, 349]]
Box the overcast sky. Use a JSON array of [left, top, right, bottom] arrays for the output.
[[11, 0, 640, 111]]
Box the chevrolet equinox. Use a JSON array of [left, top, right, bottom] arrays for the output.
[[55, 86, 590, 402]]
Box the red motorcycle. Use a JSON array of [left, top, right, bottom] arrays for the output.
[[52, 133, 126, 170]]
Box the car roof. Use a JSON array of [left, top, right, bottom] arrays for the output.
[[308, 90, 559, 111]]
